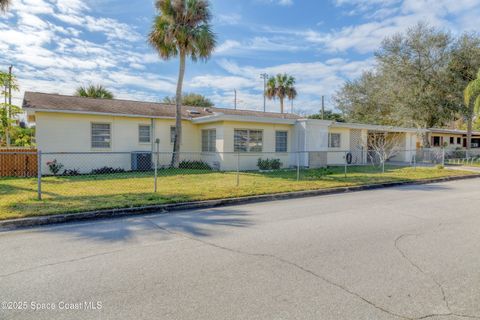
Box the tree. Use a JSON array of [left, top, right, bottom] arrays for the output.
[[148, 0, 216, 167], [265, 74, 297, 114], [364, 132, 404, 173], [163, 93, 213, 108], [75, 85, 114, 99], [464, 69, 480, 149], [0, 0, 11, 13], [336, 23, 467, 146], [448, 34, 480, 149], [0, 70, 20, 147], [308, 110, 346, 122]]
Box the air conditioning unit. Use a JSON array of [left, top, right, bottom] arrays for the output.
[[131, 152, 152, 171]]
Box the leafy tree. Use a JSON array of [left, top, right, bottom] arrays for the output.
[[0, 71, 20, 147], [335, 23, 476, 146], [308, 110, 346, 122], [448, 34, 480, 149], [163, 93, 213, 108], [148, 0, 216, 167], [10, 124, 35, 147], [464, 69, 480, 148], [266, 74, 297, 114], [0, 0, 11, 13], [75, 85, 114, 99]]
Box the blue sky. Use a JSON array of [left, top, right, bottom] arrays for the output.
[[1, 0, 480, 114]]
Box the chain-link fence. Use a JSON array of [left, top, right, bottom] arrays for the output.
[[0, 148, 472, 217], [444, 149, 480, 166]]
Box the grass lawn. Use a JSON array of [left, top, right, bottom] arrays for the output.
[[0, 166, 475, 220]]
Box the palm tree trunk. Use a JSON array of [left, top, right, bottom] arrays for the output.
[[467, 111, 473, 150], [280, 98, 284, 114], [171, 51, 186, 167]]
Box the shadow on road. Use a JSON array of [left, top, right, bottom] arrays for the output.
[[36, 209, 253, 243]]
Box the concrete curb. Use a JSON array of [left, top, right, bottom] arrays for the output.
[[1, 174, 480, 231]]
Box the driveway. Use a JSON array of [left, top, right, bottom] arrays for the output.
[[1, 179, 480, 320]]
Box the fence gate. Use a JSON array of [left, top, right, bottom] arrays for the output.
[[0, 148, 38, 177]]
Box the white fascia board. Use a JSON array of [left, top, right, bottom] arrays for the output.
[[22, 108, 178, 120], [192, 114, 297, 125]]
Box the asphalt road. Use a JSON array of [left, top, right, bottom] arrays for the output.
[[1, 179, 480, 320]]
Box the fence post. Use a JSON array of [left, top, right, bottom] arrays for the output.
[[296, 151, 300, 181], [441, 148, 445, 167], [236, 152, 240, 187], [154, 139, 159, 193], [413, 153, 417, 170], [344, 151, 347, 178], [37, 150, 42, 201]]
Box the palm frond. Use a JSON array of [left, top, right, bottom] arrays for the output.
[[75, 85, 114, 99]]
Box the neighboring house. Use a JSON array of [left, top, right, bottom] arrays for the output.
[[428, 128, 480, 149], [23, 92, 420, 172]]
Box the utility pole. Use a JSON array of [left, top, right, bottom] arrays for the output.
[[260, 73, 268, 112], [234, 89, 237, 110], [321, 95, 325, 120]]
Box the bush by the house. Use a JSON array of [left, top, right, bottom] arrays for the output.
[[46, 159, 64, 176], [257, 158, 282, 170], [91, 167, 126, 175], [178, 160, 212, 170]]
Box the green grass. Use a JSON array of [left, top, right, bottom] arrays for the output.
[[0, 166, 475, 220]]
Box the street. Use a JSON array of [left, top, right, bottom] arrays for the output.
[[1, 179, 480, 320]]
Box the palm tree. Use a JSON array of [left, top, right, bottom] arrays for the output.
[[148, 0, 216, 167], [464, 69, 480, 149], [75, 85, 114, 99], [0, 0, 11, 13], [265, 74, 297, 114]]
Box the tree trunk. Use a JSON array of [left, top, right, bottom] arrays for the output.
[[171, 52, 186, 168], [280, 98, 284, 114], [466, 110, 473, 150]]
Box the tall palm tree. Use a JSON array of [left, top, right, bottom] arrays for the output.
[[75, 85, 114, 99], [0, 0, 11, 13], [148, 0, 216, 167], [265, 74, 297, 114], [464, 69, 480, 149]]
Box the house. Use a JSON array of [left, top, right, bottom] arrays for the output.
[[428, 128, 480, 149], [23, 92, 421, 173]]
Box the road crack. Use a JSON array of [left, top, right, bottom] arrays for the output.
[[395, 233, 480, 320]]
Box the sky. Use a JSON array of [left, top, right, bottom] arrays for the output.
[[1, 0, 480, 114]]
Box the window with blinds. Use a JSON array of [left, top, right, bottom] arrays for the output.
[[234, 129, 263, 152], [202, 129, 216, 152], [139, 125, 151, 143], [91, 123, 111, 149], [275, 131, 288, 152]]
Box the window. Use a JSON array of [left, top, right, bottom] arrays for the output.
[[275, 131, 288, 152], [450, 137, 454, 144], [202, 129, 216, 152], [170, 126, 175, 144], [329, 133, 341, 148], [91, 123, 111, 149], [139, 125, 151, 143], [234, 129, 263, 152], [457, 137, 461, 144], [432, 136, 441, 147]]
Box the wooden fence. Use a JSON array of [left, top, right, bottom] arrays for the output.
[[0, 148, 38, 177]]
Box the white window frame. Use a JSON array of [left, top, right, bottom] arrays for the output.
[[91, 123, 111, 149], [234, 129, 263, 153], [202, 129, 216, 152], [328, 133, 341, 148], [138, 124, 151, 144], [275, 131, 288, 153]]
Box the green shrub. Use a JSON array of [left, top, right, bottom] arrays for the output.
[[178, 160, 212, 170], [257, 158, 282, 170], [435, 164, 445, 170]]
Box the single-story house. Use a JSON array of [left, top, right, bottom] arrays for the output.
[[23, 92, 421, 172], [428, 128, 480, 149]]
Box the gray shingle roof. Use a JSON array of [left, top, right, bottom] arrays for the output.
[[23, 92, 302, 120]]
